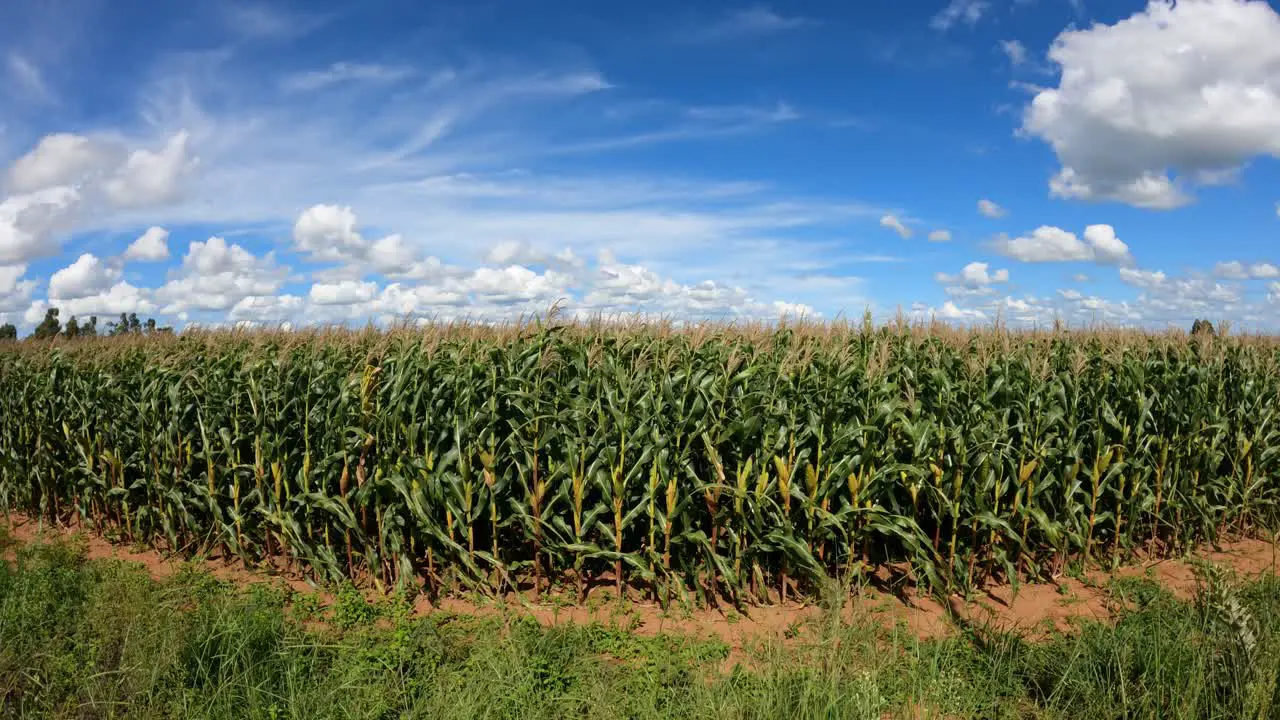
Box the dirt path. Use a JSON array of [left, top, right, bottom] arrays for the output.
[[5, 513, 1277, 651]]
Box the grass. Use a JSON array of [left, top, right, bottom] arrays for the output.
[[3, 530, 1280, 718]]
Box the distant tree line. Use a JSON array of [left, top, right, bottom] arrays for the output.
[[0, 309, 172, 342]]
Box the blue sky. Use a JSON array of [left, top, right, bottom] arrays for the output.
[[2, 0, 1279, 330]]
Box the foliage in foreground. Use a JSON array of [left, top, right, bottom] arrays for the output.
[[1, 534, 1279, 719], [2, 322, 1280, 603]]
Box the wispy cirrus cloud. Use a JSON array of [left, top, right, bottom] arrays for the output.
[[6, 53, 52, 104], [218, 2, 332, 40], [280, 61, 415, 92], [0, 37, 891, 328], [931, 0, 989, 31], [676, 5, 814, 43]]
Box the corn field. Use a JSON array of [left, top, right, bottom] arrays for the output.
[[2, 322, 1278, 604]]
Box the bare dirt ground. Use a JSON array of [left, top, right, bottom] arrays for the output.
[[4, 512, 1277, 653]]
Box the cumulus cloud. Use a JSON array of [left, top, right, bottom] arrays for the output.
[[977, 199, 1006, 218], [1022, 0, 1280, 209], [103, 131, 197, 208], [0, 131, 197, 276], [935, 261, 1009, 287], [49, 253, 121, 300], [1082, 224, 1132, 264], [26, 282, 156, 322], [155, 236, 286, 312], [572, 258, 816, 321], [0, 264, 37, 313], [309, 280, 379, 305], [228, 294, 305, 324], [1107, 268, 1244, 320], [879, 214, 912, 239], [1118, 267, 1167, 290], [483, 240, 585, 271], [1, 51, 891, 330], [460, 265, 573, 306], [1214, 260, 1280, 279], [123, 226, 170, 262], [911, 300, 986, 322], [992, 224, 1134, 265], [6, 134, 111, 193], [927, 229, 952, 242], [292, 204, 454, 280], [0, 186, 81, 264], [293, 204, 365, 261]]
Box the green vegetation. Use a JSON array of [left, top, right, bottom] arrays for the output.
[[2, 322, 1279, 605], [13, 308, 171, 342], [1, 531, 1278, 718]]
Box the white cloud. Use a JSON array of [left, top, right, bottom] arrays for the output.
[[483, 240, 585, 270], [977, 198, 1006, 218], [49, 253, 121, 299], [0, 55, 891, 330], [773, 300, 816, 320], [6, 134, 110, 193], [879, 214, 912, 239], [228, 294, 305, 324], [104, 131, 197, 208], [927, 270, 1258, 329], [27, 281, 156, 321], [1082, 224, 1132, 265], [0, 42, 900, 329], [455, 265, 574, 306], [281, 62, 413, 92], [179, 235, 263, 276], [1072, 273, 1090, 282], [0, 264, 36, 313], [1119, 267, 1167, 289], [935, 261, 1009, 287], [931, 0, 989, 31], [1112, 269, 1244, 318], [1048, 168, 1189, 210], [1252, 263, 1280, 279], [1000, 40, 1028, 66], [123, 226, 170, 262], [293, 204, 365, 262], [912, 300, 986, 322], [927, 229, 952, 242], [1214, 260, 1280, 279], [683, 6, 812, 42], [309, 280, 379, 305], [291, 203, 458, 280], [992, 226, 1089, 262], [7, 52, 52, 103], [155, 236, 285, 312], [574, 258, 814, 320], [0, 186, 81, 264], [1214, 261, 1249, 280], [1022, 0, 1280, 209], [992, 223, 1133, 265]]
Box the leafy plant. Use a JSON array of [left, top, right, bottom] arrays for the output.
[[1, 321, 1278, 604]]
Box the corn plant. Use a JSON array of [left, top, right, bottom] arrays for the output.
[[2, 322, 1279, 604]]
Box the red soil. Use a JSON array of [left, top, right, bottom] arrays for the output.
[[4, 512, 1277, 652]]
